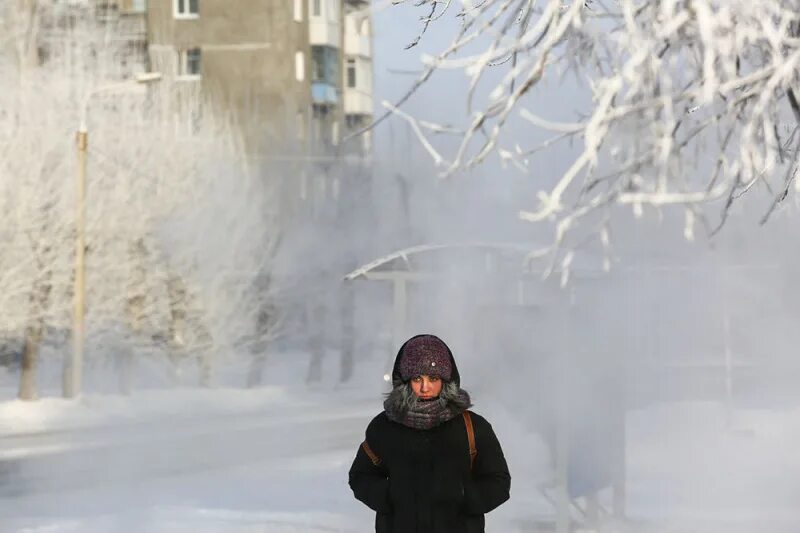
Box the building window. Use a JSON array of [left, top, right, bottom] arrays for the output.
[[175, 0, 198, 18], [345, 114, 362, 130], [177, 48, 202, 77], [312, 0, 321, 17], [295, 51, 305, 82], [346, 58, 356, 88], [311, 46, 338, 85], [312, 104, 329, 120], [363, 130, 372, 152], [312, 104, 329, 145], [116, 0, 146, 13], [294, 0, 303, 21], [300, 171, 308, 201], [317, 176, 328, 207], [296, 111, 305, 140]]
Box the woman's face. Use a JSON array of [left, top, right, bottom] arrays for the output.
[[410, 375, 443, 400]]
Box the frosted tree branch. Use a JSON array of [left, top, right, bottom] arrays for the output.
[[388, 0, 800, 249], [0, 3, 284, 393]]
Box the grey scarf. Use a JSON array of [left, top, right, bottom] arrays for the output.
[[384, 381, 472, 430]]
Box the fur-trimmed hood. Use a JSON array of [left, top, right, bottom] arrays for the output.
[[384, 335, 472, 429], [384, 380, 472, 419]]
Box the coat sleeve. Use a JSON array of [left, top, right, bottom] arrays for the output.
[[348, 418, 392, 514], [462, 415, 511, 515]]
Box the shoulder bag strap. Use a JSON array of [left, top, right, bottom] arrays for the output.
[[463, 411, 477, 470], [361, 440, 382, 466]]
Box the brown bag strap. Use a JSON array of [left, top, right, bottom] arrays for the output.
[[463, 411, 477, 470], [361, 440, 382, 466]]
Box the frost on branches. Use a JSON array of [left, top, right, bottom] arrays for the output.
[[387, 0, 800, 252], [0, 3, 281, 399]]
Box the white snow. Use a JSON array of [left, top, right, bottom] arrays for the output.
[[0, 387, 288, 437], [1, 381, 799, 532]]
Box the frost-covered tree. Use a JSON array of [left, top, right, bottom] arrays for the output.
[[0, 2, 282, 399], [384, 0, 800, 256]]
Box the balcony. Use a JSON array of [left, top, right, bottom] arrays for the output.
[[116, 13, 147, 43], [344, 12, 371, 58], [344, 89, 372, 115], [344, 33, 370, 58], [119, 0, 147, 13], [312, 82, 339, 105], [95, 0, 146, 16], [309, 19, 341, 48]]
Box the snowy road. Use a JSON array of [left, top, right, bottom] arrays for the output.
[[0, 409, 363, 497], [0, 394, 376, 533], [2, 391, 799, 533]]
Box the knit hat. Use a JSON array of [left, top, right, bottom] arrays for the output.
[[398, 334, 453, 381]]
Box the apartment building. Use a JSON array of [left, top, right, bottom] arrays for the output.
[[144, 0, 374, 159], [146, 1, 308, 153], [34, 1, 148, 79], [35, 0, 373, 220], [343, 0, 372, 153]]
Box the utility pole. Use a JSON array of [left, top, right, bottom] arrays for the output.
[[63, 127, 88, 398], [63, 72, 162, 398]]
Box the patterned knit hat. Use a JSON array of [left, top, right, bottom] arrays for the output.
[[398, 335, 452, 381]]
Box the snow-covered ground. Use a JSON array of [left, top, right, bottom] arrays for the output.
[[625, 402, 800, 533], [1, 376, 799, 532], [0, 385, 378, 533]]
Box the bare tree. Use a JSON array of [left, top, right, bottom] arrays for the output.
[[378, 0, 800, 264], [244, 266, 284, 388]]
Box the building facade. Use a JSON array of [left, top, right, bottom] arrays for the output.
[[144, 0, 373, 159], [342, 0, 372, 154]]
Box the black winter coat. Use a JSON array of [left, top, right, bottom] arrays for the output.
[[349, 336, 511, 533]]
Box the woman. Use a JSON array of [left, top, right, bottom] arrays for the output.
[[349, 334, 511, 533]]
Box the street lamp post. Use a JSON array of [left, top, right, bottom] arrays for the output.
[[63, 72, 162, 399]]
